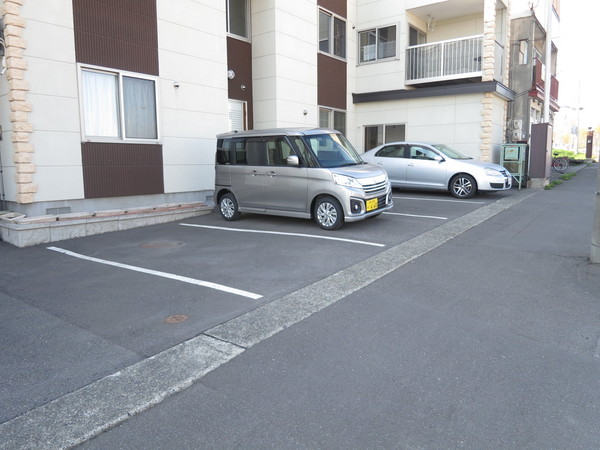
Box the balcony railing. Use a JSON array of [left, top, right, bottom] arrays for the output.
[[406, 35, 504, 85], [531, 58, 559, 107]]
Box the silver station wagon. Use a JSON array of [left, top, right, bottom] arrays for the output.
[[362, 142, 512, 199], [215, 128, 393, 230]]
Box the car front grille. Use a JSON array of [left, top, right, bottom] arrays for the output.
[[362, 179, 388, 194]]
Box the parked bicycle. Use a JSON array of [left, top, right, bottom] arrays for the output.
[[551, 153, 569, 173]]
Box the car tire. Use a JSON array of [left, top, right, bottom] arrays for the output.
[[314, 196, 344, 230], [219, 193, 241, 221], [450, 174, 476, 199]]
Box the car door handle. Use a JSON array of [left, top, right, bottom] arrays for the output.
[[265, 171, 277, 177], [408, 163, 414, 167], [251, 170, 261, 176]]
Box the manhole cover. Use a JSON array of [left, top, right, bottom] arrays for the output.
[[141, 241, 184, 249], [165, 314, 188, 324]]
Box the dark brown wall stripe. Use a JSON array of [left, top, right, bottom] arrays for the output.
[[81, 143, 164, 198], [72, 0, 159, 75], [318, 53, 347, 110]]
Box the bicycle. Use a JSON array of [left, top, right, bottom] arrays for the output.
[[551, 153, 569, 173]]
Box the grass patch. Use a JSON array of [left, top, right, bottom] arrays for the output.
[[545, 180, 563, 190], [560, 172, 577, 180]]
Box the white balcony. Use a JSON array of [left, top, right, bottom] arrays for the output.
[[406, 35, 504, 85], [406, 35, 482, 84]]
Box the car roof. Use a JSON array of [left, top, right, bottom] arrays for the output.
[[217, 127, 339, 139]]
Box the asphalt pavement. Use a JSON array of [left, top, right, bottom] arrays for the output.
[[1, 162, 599, 449]]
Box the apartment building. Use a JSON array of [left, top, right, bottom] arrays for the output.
[[0, 0, 539, 239], [506, 0, 560, 186]]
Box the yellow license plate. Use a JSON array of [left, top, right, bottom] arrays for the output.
[[366, 198, 378, 211]]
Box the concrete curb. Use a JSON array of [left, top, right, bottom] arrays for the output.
[[0, 203, 212, 248]]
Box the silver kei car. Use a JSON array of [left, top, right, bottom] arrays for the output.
[[361, 142, 512, 199]]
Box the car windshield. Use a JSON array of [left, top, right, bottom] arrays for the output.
[[302, 133, 363, 168], [432, 144, 472, 160]]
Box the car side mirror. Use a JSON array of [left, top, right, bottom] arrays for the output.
[[434, 155, 444, 162], [287, 155, 300, 166]]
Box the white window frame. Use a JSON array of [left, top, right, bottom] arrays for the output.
[[318, 8, 346, 60], [319, 107, 346, 135], [226, 0, 251, 41], [364, 124, 405, 149], [229, 99, 248, 132], [358, 25, 397, 64], [78, 64, 160, 144]]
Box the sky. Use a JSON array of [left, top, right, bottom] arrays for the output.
[[555, 0, 600, 129]]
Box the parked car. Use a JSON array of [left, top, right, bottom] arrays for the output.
[[215, 128, 393, 230], [361, 142, 512, 199]]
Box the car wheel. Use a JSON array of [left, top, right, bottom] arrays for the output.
[[450, 174, 476, 199], [219, 193, 241, 221], [314, 196, 344, 230]]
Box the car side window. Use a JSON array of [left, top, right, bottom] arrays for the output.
[[409, 146, 437, 160], [244, 138, 269, 165], [232, 139, 248, 164], [292, 137, 317, 167], [376, 145, 405, 158], [265, 137, 293, 166], [216, 139, 231, 164]]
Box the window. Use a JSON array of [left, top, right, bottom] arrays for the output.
[[376, 145, 406, 158], [518, 40, 528, 65], [319, 107, 346, 136], [229, 100, 247, 131], [364, 124, 405, 150], [227, 0, 249, 39], [409, 26, 426, 46], [409, 145, 437, 160], [359, 25, 396, 63], [80, 67, 158, 141], [223, 137, 298, 166], [319, 10, 346, 58]]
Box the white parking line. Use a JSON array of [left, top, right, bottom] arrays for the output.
[[384, 212, 447, 220], [393, 195, 485, 205], [179, 223, 386, 247], [47, 246, 262, 300]]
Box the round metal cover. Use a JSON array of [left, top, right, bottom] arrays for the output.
[[165, 314, 188, 324]]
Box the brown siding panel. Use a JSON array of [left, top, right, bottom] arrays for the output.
[[227, 37, 254, 129], [72, 0, 159, 75], [318, 0, 347, 17], [318, 54, 346, 110], [82, 143, 164, 198]]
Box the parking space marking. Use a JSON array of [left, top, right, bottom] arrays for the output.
[[384, 212, 447, 220], [393, 195, 485, 205], [179, 223, 386, 247], [47, 246, 262, 300]]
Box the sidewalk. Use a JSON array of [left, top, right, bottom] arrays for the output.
[[1, 163, 599, 449]]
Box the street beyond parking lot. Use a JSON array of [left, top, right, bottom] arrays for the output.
[[1, 164, 599, 448]]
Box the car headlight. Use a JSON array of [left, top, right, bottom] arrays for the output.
[[332, 173, 362, 189], [484, 167, 503, 177]]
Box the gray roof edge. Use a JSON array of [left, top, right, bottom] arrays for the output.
[[353, 81, 515, 104]]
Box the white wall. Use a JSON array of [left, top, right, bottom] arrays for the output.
[[355, 0, 406, 94], [21, 0, 84, 203], [426, 13, 484, 41], [355, 93, 487, 158], [157, 0, 229, 194], [252, 0, 319, 129]]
